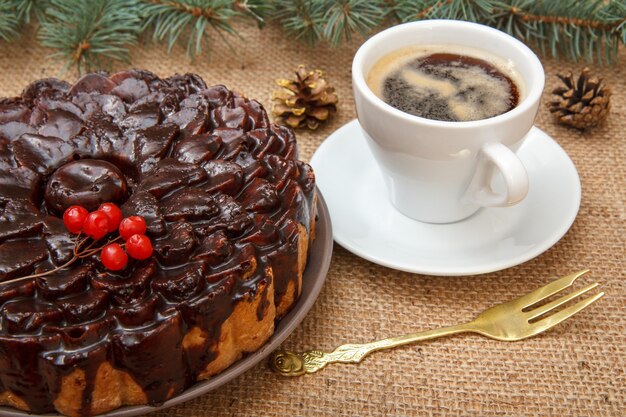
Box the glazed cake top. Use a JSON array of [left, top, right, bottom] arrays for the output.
[[0, 70, 314, 413]]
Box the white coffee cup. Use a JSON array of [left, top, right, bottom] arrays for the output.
[[352, 20, 544, 223]]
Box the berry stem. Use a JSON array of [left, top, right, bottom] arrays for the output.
[[73, 235, 91, 255], [0, 255, 79, 286], [0, 235, 123, 287], [78, 236, 122, 258]]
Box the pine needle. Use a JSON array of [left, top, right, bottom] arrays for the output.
[[17, 0, 50, 24], [38, 0, 142, 74], [140, 0, 246, 59], [322, 0, 388, 47], [391, 0, 626, 65], [0, 1, 21, 41], [0, 0, 624, 70], [265, 0, 325, 47]]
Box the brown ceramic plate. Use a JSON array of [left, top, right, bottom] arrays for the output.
[[0, 189, 333, 417]]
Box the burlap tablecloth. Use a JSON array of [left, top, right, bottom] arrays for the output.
[[0, 22, 624, 417]]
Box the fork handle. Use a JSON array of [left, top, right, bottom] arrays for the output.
[[270, 322, 475, 376]]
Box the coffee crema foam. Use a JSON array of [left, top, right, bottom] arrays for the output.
[[367, 45, 524, 122]]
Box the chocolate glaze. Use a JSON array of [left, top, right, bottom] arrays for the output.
[[0, 71, 315, 414], [45, 159, 128, 214]]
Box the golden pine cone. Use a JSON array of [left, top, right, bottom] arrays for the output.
[[272, 65, 338, 130], [547, 67, 611, 130]]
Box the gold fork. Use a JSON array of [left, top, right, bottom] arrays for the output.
[[270, 270, 604, 377]]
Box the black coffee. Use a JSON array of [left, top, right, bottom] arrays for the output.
[[368, 49, 520, 122]]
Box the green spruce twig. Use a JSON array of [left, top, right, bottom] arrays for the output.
[[391, 0, 626, 65], [38, 0, 142, 74], [16, 0, 49, 25], [322, 0, 388, 47], [0, 0, 623, 73], [488, 0, 625, 64], [232, 0, 270, 27], [0, 0, 48, 42], [139, 0, 247, 59], [0, 1, 22, 41], [264, 0, 326, 47], [392, 0, 495, 23]]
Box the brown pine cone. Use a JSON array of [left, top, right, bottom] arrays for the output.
[[272, 65, 338, 130], [547, 67, 611, 130]]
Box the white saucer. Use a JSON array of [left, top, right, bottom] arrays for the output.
[[310, 119, 581, 276]]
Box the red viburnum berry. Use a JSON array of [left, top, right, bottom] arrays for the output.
[[119, 216, 147, 240], [126, 234, 153, 260], [63, 205, 89, 234], [98, 203, 122, 232], [83, 211, 111, 240], [101, 243, 128, 270]]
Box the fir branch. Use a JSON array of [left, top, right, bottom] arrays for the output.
[[140, 0, 249, 59], [598, 0, 626, 44], [491, 0, 626, 64], [0, 1, 21, 41], [233, 0, 270, 27], [16, 0, 49, 25], [263, 0, 389, 47], [1, 0, 624, 70], [0, 0, 49, 42], [392, 0, 626, 65], [322, 0, 388, 47], [265, 0, 326, 47], [38, 0, 142, 74], [393, 0, 495, 23]]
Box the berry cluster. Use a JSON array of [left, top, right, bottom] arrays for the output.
[[63, 203, 153, 271]]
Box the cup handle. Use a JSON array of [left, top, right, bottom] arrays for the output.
[[463, 142, 529, 207]]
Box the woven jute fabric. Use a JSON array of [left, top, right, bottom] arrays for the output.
[[0, 22, 624, 417]]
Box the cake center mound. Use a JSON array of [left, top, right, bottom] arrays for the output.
[[44, 159, 129, 214]]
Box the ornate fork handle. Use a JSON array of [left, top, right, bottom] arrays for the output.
[[271, 270, 604, 377], [270, 323, 473, 377]]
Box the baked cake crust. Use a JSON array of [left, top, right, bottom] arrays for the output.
[[0, 71, 316, 416]]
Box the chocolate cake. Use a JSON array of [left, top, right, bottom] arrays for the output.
[[0, 70, 316, 416]]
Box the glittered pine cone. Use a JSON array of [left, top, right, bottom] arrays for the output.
[[547, 67, 611, 130], [272, 65, 338, 130]]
